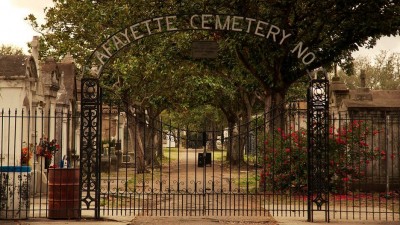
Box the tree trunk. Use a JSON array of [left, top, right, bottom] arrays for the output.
[[226, 118, 245, 165], [128, 121, 146, 173], [226, 120, 234, 161], [266, 89, 287, 133], [231, 125, 245, 165], [145, 117, 161, 167], [259, 89, 287, 190], [125, 107, 148, 174], [143, 118, 152, 165], [157, 119, 163, 159]]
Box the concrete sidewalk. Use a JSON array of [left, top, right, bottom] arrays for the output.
[[274, 216, 399, 225], [0, 216, 133, 225], [0, 216, 274, 225], [0, 215, 275, 225], [129, 216, 276, 225], [1, 215, 399, 225]]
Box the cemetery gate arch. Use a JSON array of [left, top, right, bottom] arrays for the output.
[[79, 13, 329, 221]]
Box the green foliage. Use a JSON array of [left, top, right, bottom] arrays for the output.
[[229, 0, 400, 105], [0, 45, 24, 55], [161, 104, 225, 131], [337, 51, 400, 90], [287, 78, 308, 102]]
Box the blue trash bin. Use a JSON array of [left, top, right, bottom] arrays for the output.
[[0, 166, 31, 219]]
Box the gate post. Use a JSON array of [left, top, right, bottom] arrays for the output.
[[307, 70, 330, 222], [80, 78, 102, 218]]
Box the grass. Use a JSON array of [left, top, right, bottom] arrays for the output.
[[232, 172, 260, 193], [163, 147, 179, 161], [162, 147, 227, 162], [212, 149, 226, 161]]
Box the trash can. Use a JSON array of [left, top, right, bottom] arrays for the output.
[[0, 166, 31, 219], [198, 152, 212, 167], [48, 168, 80, 219]]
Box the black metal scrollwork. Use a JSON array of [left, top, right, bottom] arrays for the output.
[[307, 70, 330, 222], [80, 78, 102, 218]]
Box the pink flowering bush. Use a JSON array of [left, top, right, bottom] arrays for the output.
[[259, 127, 308, 193], [328, 120, 381, 193], [260, 120, 381, 194]]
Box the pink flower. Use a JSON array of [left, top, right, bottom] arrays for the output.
[[336, 137, 346, 145], [339, 128, 347, 137], [359, 141, 368, 147]]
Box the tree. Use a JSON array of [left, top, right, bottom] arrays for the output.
[[26, 0, 400, 97], [0, 45, 24, 55], [224, 0, 400, 128], [27, 0, 236, 172], [100, 32, 207, 172], [211, 63, 264, 164], [337, 51, 400, 90]]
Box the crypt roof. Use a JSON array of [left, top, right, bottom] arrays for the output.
[[342, 90, 400, 110], [0, 55, 37, 79]]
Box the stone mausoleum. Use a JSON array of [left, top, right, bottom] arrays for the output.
[[0, 37, 80, 195], [330, 71, 400, 191]]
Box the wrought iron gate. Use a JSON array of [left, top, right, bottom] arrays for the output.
[[79, 77, 315, 218], [81, 73, 329, 221], [79, 75, 328, 219]]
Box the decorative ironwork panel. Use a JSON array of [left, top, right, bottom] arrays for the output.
[[307, 70, 330, 222], [80, 78, 102, 218]]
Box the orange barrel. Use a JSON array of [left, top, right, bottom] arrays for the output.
[[48, 168, 80, 219]]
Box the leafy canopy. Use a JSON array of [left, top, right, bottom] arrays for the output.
[[27, 0, 400, 110]]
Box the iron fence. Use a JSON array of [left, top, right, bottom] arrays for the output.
[[0, 108, 80, 219], [0, 107, 399, 221]]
